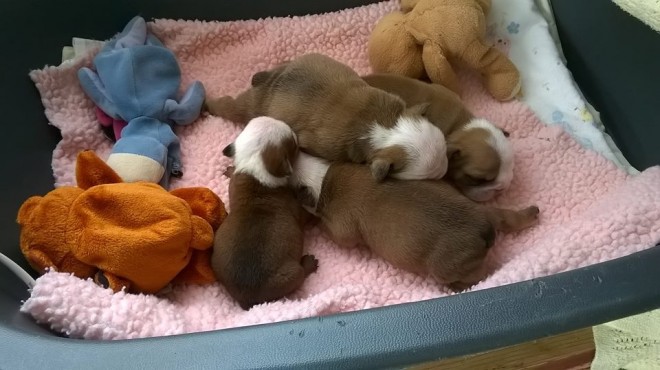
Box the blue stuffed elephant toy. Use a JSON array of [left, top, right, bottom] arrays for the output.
[[78, 16, 205, 188]]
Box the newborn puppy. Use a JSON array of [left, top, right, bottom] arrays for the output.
[[290, 152, 539, 291], [362, 73, 514, 201], [212, 116, 318, 310], [205, 53, 448, 182]]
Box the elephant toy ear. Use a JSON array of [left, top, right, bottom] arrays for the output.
[[75, 150, 123, 189], [145, 33, 165, 48], [108, 16, 148, 50], [164, 81, 206, 125], [77, 67, 122, 119]]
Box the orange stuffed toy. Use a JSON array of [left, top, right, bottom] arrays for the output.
[[16, 150, 227, 294], [367, 0, 522, 102]]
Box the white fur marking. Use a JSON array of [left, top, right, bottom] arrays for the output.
[[463, 118, 515, 200], [367, 116, 448, 180], [289, 152, 330, 214], [231, 116, 296, 188]]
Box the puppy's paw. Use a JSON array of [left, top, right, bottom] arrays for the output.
[[524, 205, 540, 219], [447, 281, 474, 293], [516, 205, 540, 230], [300, 254, 319, 275], [223, 166, 235, 178], [94, 270, 110, 289]]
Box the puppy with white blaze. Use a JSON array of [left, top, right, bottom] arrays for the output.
[[363, 73, 515, 201], [205, 53, 448, 182], [212, 116, 318, 310], [290, 151, 539, 291]]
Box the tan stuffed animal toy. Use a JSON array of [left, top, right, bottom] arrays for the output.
[[368, 0, 522, 101], [16, 150, 227, 294]]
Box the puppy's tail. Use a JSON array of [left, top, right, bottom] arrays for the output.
[[486, 205, 539, 233]]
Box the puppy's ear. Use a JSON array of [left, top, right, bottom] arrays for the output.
[[251, 61, 290, 86], [262, 152, 292, 178], [346, 139, 369, 163], [222, 143, 235, 158], [446, 142, 462, 161], [370, 159, 393, 182], [369, 145, 407, 182], [405, 102, 431, 117], [261, 139, 296, 178], [250, 71, 272, 86]]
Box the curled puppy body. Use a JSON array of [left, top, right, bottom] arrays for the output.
[[212, 116, 318, 310], [362, 73, 514, 201], [290, 152, 539, 291], [205, 53, 448, 182]]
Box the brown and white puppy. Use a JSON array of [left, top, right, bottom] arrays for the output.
[[205, 53, 448, 182], [362, 73, 514, 201], [290, 152, 539, 291], [212, 116, 318, 310]]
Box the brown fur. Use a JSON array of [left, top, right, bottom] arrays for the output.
[[205, 53, 430, 180], [362, 73, 506, 192], [299, 162, 539, 291], [446, 129, 501, 187], [261, 137, 297, 178], [212, 174, 316, 310], [211, 139, 316, 310]]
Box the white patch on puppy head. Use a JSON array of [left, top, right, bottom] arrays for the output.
[[289, 152, 330, 214], [462, 118, 514, 201], [367, 117, 448, 180], [230, 116, 297, 188]]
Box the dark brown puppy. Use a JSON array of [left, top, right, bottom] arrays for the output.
[[205, 53, 448, 182], [362, 73, 514, 202], [212, 116, 318, 310], [290, 151, 539, 291]]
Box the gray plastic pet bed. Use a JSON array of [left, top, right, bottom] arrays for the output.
[[1, 0, 659, 368]]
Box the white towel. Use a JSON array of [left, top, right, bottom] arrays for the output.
[[612, 0, 660, 32]]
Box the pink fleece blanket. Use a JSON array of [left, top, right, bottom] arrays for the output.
[[21, 1, 660, 340]]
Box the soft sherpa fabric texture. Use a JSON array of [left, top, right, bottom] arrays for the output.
[[22, 1, 660, 340]]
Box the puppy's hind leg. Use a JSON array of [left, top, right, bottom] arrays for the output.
[[486, 205, 540, 233], [428, 237, 489, 293], [259, 255, 319, 305], [204, 88, 258, 125], [300, 254, 319, 276]]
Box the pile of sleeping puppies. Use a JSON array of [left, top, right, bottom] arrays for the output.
[[205, 53, 539, 310]]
